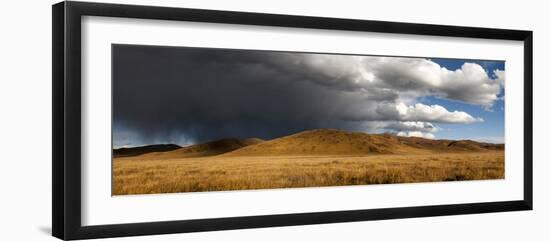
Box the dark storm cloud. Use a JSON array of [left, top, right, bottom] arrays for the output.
[[113, 45, 382, 144], [112, 45, 497, 146]]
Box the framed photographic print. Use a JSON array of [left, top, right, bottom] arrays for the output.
[[52, 1, 533, 240]]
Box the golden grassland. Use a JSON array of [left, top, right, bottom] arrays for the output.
[[113, 151, 504, 195]]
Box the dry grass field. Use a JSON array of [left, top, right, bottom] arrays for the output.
[[113, 151, 504, 195], [112, 129, 504, 195]]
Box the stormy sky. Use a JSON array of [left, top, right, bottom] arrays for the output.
[[112, 44, 505, 148]]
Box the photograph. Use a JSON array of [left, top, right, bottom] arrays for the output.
[[112, 44, 506, 195]]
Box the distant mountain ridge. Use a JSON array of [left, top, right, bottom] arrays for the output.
[[113, 144, 181, 157], [113, 129, 503, 158], [131, 138, 264, 159]]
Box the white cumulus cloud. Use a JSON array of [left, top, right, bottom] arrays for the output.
[[397, 131, 435, 139], [282, 54, 504, 108], [376, 102, 482, 124], [494, 69, 505, 87]]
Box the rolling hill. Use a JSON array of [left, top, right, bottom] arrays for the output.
[[113, 129, 504, 159], [224, 129, 503, 156], [222, 129, 419, 156], [395, 136, 504, 152], [137, 138, 264, 159]]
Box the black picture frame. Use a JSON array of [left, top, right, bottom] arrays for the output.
[[52, 1, 533, 240]]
